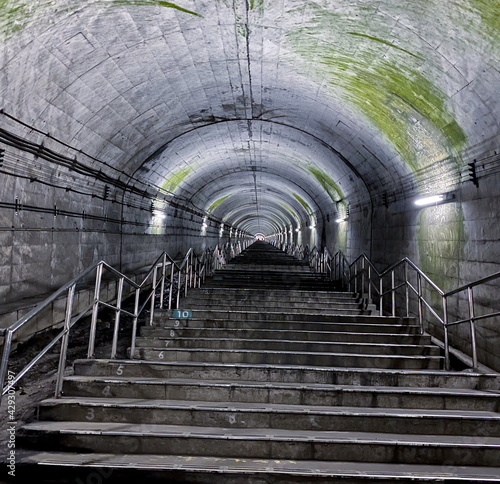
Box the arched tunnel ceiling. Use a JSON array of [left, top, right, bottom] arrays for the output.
[[1, 0, 499, 235]]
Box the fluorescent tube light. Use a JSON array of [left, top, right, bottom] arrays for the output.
[[415, 194, 445, 207]]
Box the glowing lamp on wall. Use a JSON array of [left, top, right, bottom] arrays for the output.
[[414, 194, 445, 207]]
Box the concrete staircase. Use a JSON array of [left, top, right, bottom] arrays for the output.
[[15, 242, 500, 482]]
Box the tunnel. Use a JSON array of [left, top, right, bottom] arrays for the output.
[[0, 0, 499, 372]]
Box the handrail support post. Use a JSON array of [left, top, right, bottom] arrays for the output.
[[111, 277, 124, 359], [55, 284, 76, 398], [87, 263, 103, 359], [467, 286, 479, 371]]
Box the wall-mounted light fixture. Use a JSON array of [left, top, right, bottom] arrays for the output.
[[414, 194, 444, 207], [414, 192, 455, 207], [335, 217, 346, 223]]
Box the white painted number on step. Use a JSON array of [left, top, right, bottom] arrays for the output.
[[174, 320, 180, 327], [170, 330, 175, 337], [116, 364, 124, 376], [102, 386, 112, 397], [86, 408, 95, 421], [158, 351, 164, 359], [165, 341, 170, 347]]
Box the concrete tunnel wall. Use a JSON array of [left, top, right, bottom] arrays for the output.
[[0, 0, 499, 370]]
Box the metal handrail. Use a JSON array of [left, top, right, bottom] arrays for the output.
[[0, 241, 247, 406], [281, 241, 498, 372]]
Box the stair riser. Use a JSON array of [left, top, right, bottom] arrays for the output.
[[183, 298, 359, 307], [38, 404, 500, 437], [19, 432, 500, 466], [205, 284, 340, 290], [183, 302, 363, 311], [135, 348, 443, 369], [73, 361, 500, 390], [146, 321, 424, 335], [188, 289, 356, 299], [134, 339, 441, 356], [138, 330, 433, 345], [163, 311, 374, 321], [155, 312, 412, 325], [62, 382, 497, 411]]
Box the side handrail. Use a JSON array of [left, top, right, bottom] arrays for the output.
[[280, 242, 497, 372]]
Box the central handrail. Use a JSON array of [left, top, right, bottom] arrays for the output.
[[279, 240, 499, 372], [0, 240, 249, 406]]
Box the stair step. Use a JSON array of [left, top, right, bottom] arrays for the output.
[[147, 319, 424, 334], [187, 288, 357, 299], [73, 360, 500, 390], [134, 337, 441, 356], [15, 451, 500, 483], [62, 376, 499, 410], [183, 301, 363, 310], [134, 347, 443, 369], [38, 397, 500, 436], [138, 328, 433, 345], [19, 421, 500, 466]]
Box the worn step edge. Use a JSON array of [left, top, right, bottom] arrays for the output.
[[62, 376, 499, 399], [39, 397, 500, 423], [72, 360, 500, 389], [20, 421, 500, 447], [14, 451, 500, 483]]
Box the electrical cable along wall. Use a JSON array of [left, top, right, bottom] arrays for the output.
[[0, 113, 247, 308]]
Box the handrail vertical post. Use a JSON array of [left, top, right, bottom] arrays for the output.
[[443, 295, 450, 371], [177, 263, 182, 308], [159, 254, 167, 309], [361, 257, 366, 297], [185, 260, 189, 297], [379, 277, 383, 316], [405, 262, 410, 317], [354, 263, 358, 295], [168, 263, 174, 310], [190, 251, 194, 288], [149, 265, 157, 326], [111, 277, 124, 359], [130, 288, 140, 359], [87, 263, 103, 359], [417, 273, 423, 334], [391, 270, 396, 317], [55, 284, 76, 398], [468, 286, 479, 371], [368, 265, 372, 302]]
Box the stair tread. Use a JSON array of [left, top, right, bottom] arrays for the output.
[[63, 375, 499, 396], [138, 347, 443, 360], [21, 421, 500, 446], [41, 397, 500, 419], [16, 450, 500, 480], [147, 328, 428, 337], [137, 336, 438, 349], [74, 358, 500, 380]]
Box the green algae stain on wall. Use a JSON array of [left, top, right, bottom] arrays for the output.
[[292, 193, 313, 216], [161, 165, 193, 193], [109, 1, 201, 16], [287, 4, 467, 173], [208, 194, 232, 213], [308, 166, 344, 202], [0, 0, 64, 40], [0, 0, 200, 39], [417, 204, 465, 298]]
